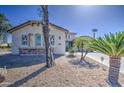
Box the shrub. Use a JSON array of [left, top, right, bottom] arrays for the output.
[[69, 47, 77, 53], [0, 44, 11, 48]]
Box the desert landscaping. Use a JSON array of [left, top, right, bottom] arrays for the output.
[[1, 5, 124, 87], [0, 49, 124, 87]]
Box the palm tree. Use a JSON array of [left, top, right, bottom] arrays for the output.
[[91, 32, 124, 85], [41, 5, 55, 68], [92, 28, 97, 39]]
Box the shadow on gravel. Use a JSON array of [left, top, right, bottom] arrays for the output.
[[0, 53, 62, 69], [106, 79, 122, 87], [7, 66, 47, 87], [68, 59, 100, 69]]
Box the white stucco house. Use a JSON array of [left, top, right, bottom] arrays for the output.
[[7, 20, 72, 55]]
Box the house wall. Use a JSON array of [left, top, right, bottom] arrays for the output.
[[12, 24, 66, 54], [66, 33, 76, 41]]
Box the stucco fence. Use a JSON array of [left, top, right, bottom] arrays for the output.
[[74, 52, 124, 74]]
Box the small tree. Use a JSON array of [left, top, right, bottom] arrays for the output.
[[74, 36, 93, 61], [0, 13, 11, 43], [0, 13, 11, 83]]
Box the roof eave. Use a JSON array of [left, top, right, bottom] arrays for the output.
[[7, 20, 69, 33]]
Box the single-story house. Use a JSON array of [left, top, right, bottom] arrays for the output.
[[7, 20, 71, 55]]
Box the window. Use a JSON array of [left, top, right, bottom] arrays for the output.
[[59, 36, 61, 40], [50, 35, 55, 46], [35, 34, 41, 47], [22, 34, 28, 46]]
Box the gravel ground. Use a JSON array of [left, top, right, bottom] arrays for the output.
[[0, 52, 124, 87]]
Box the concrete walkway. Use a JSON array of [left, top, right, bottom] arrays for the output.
[[86, 52, 124, 74]]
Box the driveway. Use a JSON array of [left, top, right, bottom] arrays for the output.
[[0, 52, 46, 69], [0, 51, 63, 69]]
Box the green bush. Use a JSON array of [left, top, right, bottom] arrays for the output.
[[0, 44, 11, 48], [7, 44, 11, 48], [69, 47, 77, 53]]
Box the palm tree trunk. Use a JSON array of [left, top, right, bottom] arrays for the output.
[[108, 57, 121, 85], [41, 5, 55, 68]]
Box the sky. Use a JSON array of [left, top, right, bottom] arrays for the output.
[[1, 5, 124, 43]]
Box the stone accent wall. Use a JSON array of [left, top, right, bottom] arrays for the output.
[[19, 48, 45, 55]]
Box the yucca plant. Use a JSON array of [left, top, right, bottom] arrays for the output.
[[91, 32, 124, 85]]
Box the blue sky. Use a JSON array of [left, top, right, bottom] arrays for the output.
[[1, 5, 124, 42]]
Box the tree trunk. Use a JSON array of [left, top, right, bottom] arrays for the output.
[[80, 49, 88, 62], [83, 51, 88, 60], [108, 57, 121, 85], [80, 43, 84, 61], [80, 43, 86, 61], [80, 49, 84, 61], [41, 5, 55, 68]]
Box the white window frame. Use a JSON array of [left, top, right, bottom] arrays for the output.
[[21, 34, 28, 47]]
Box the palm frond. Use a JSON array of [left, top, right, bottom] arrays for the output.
[[91, 32, 124, 57]]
